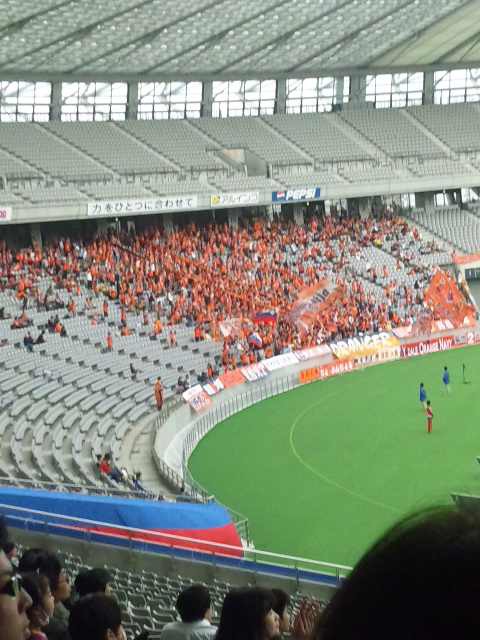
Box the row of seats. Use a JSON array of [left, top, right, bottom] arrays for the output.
[[56, 548, 323, 638], [0, 279, 219, 490], [1, 104, 479, 203], [409, 206, 480, 254]]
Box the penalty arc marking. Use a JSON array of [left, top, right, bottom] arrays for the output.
[[288, 392, 401, 514]]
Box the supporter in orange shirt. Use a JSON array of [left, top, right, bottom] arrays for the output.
[[106, 332, 113, 351], [154, 377, 163, 410]]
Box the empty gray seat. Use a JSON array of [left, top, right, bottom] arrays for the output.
[[26, 400, 49, 422], [32, 381, 60, 400], [44, 405, 65, 426], [96, 397, 117, 416], [64, 389, 90, 408], [9, 397, 31, 418]]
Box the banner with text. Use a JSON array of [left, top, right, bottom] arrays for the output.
[[0, 206, 12, 223], [299, 359, 357, 384], [289, 280, 346, 332], [295, 344, 332, 361], [210, 192, 259, 208], [330, 332, 400, 360], [88, 196, 198, 217], [183, 384, 212, 412], [272, 187, 321, 203], [400, 335, 454, 359], [241, 362, 270, 382]]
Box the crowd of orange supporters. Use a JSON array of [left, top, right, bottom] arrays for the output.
[[0, 213, 435, 367]]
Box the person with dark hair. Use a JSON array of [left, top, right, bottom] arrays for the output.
[[2, 540, 19, 568], [0, 517, 32, 640], [74, 568, 112, 598], [271, 589, 290, 635], [160, 584, 216, 640], [21, 573, 55, 640], [216, 587, 280, 640], [69, 594, 126, 640], [19, 548, 71, 640], [313, 505, 480, 640]]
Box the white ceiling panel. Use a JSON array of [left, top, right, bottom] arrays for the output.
[[0, 0, 476, 79]]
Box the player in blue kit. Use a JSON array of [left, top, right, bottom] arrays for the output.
[[419, 382, 427, 410], [442, 366, 450, 394]]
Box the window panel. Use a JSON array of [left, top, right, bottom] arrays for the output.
[[286, 76, 345, 113], [0, 80, 52, 121], [61, 82, 127, 121], [139, 81, 203, 120], [366, 73, 424, 108], [434, 68, 480, 104], [212, 79, 276, 117]]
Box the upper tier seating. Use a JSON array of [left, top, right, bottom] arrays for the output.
[[408, 206, 480, 254], [0, 105, 479, 204]]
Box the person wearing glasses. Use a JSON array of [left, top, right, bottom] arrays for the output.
[[0, 518, 32, 640]]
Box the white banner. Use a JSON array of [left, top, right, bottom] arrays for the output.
[[87, 195, 198, 217], [263, 352, 299, 372], [241, 362, 269, 382], [295, 344, 331, 361], [0, 206, 12, 223], [210, 192, 259, 208]]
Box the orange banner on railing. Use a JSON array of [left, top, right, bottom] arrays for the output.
[[299, 359, 356, 384], [219, 369, 245, 389], [424, 271, 476, 329], [453, 253, 480, 266]]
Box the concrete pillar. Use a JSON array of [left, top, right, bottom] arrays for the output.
[[445, 189, 462, 206], [276, 78, 287, 114], [349, 75, 366, 104], [228, 208, 240, 229], [415, 191, 435, 209], [358, 197, 371, 219], [127, 82, 139, 120], [293, 203, 304, 226], [202, 81, 213, 118], [335, 77, 345, 105], [50, 81, 62, 121], [96, 218, 114, 234], [163, 213, 174, 233], [266, 205, 275, 221], [30, 223, 42, 250], [423, 71, 434, 105]]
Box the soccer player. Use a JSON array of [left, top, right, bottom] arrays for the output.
[[426, 400, 433, 434], [442, 366, 450, 394], [462, 363, 470, 384], [419, 382, 427, 410]]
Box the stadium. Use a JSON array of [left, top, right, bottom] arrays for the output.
[[3, 0, 480, 638]]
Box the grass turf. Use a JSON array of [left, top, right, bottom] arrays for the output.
[[188, 345, 480, 567]]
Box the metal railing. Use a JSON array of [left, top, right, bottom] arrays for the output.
[[183, 373, 300, 474], [0, 476, 167, 501], [179, 374, 302, 545], [0, 503, 351, 584]]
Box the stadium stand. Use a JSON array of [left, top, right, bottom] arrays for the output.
[[408, 206, 480, 254], [0, 209, 453, 493], [2, 4, 480, 621]]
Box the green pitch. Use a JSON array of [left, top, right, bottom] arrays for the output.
[[189, 345, 480, 567]]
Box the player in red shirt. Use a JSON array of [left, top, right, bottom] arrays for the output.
[[426, 400, 433, 434]]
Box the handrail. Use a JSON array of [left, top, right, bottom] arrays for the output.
[[0, 476, 176, 501], [0, 503, 352, 576]]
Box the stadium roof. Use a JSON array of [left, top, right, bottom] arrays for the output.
[[0, 0, 480, 81]]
